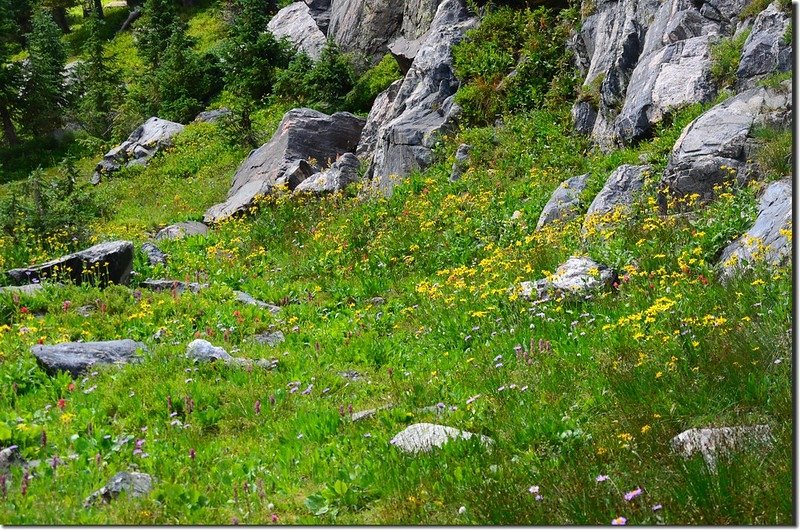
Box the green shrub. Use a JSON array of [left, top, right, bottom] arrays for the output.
[[344, 54, 403, 114], [752, 125, 792, 179], [710, 30, 750, 89]]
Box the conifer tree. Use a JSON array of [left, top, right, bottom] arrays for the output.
[[0, 0, 22, 145]]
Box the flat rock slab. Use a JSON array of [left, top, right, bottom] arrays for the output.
[[141, 279, 208, 294], [586, 165, 650, 218], [194, 108, 231, 124], [390, 423, 493, 454], [234, 291, 281, 314], [7, 241, 134, 288], [670, 425, 773, 470], [737, 2, 792, 88], [92, 117, 184, 183], [719, 178, 792, 279], [32, 339, 146, 377], [84, 472, 153, 507], [155, 221, 209, 241], [205, 108, 365, 223], [0, 283, 46, 296], [519, 256, 615, 301], [536, 173, 590, 230]]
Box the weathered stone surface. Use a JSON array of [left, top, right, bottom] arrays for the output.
[[204, 108, 365, 223], [295, 153, 360, 193], [356, 80, 402, 161], [519, 257, 615, 301], [736, 2, 792, 88], [141, 279, 207, 293], [328, 0, 405, 60], [351, 403, 393, 422], [0, 446, 25, 472], [233, 291, 281, 314], [390, 423, 493, 453], [662, 82, 792, 200], [364, 0, 477, 197], [92, 117, 184, 183], [155, 221, 209, 241], [401, 0, 443, 41], [0, 283, 46, 296], [7, 241, 134, 288], [186, 339, 233, 363], [449, 144, 472, 182], [572, 101, 598, 135], [585, 164, 650, 219], [670, 425, 773, 470], [536, 173, 590, 230], [303, 0, 332, 34], [32, 339, 146, 377], [194, 108, 231, 124], [268, 2, 327, 60], [720, 178, 792, 279], [252, 331, 285, 347], [84, 472, 153, 507], [141, 243, 167, 266]]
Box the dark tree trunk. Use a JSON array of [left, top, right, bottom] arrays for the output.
[[94, 0, 104, 19], [0, 105, 19, 147], [119, 7, 142, 31], [51, 7, 71, 34]]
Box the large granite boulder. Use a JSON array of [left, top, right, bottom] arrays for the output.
[[661, 82, 791, 201], [268, 2, 328, 60], [92, 117, 184, 184], [32, 340, 146, 377], [585, 164, 650, 219], [7, 241, 134, 287], [204, 108, 365, 223], [519, 256, 616, 301], [328, 0, 405, 61], [736, 2, 792, 88], [390, 423, 493, 454], [362, 0, 477, 197], [536, 173, 591, 230], [294, 153, 360, 193], [84, 472, 153, 507], [670, 425, 773, 471], [719, 178, 792, 279]]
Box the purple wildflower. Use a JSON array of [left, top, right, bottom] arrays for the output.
[[652, 504, 663, 512], [255, 400, 261, 414], [596, 474, 609, 482], [624, 487, 643, 501], [611, 516, 627, 525]]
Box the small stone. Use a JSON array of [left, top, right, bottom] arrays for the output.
[[670, 425, 773, 471], [141, 279, 207, 294], [0, 446, 25, 472], [390, 423, 493, 454], [155, 221, 209, 241], [234, 291, 281, 314], [141, 243, 167, 266], [252, 331, 285, 347], [186, 340, 233, 363], [83, 472, 153, 507]]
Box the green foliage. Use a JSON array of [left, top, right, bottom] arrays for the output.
[[751, 125, 792, 179], [136, 0, 179, 69], [21, 8, 67, 136], [710, 30, 750, 89], [344, 54, 403, 114], [453, 6, 578, 126], [0, 0, 23, 146]]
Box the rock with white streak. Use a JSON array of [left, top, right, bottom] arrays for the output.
[[390, 423, 493, 453], [670, 424, 773, 470]]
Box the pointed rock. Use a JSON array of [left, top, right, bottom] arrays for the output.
[[736, 2, 792, 89], [268, 2, 327, 60], [294, 153, 360, 193], [536, 173, 590, 230], [141, 243, 167, 266]]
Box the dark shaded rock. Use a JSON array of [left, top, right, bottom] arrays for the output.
[[141, 243, 167, 266], [662, 82, 792, 201], [363, 0, 477, 196], [519, 257, 615, 301], [92, 117, 184, 184], [670, 424, 773, 471], [390, 423, 493, 453], [155, 221, 209, 241], [268, 2, 327, 60], [84, 472, 153, 507], [7, 241, 134, 288], [0, 445, 25, 472], [252, 331, 285, 347], [31, 339, 146, 377], [536, 173, 590, 230], [328, 0, 405, 61], [194, 108, 231, 124], [720, 178, 792, 279], [204, 108, 365, 223], [295, 153, 360, 193], [572, 101, 598, 135], [141, 279, 207, 293], [304, 0, 332, 34], [449, 143, 472, 182], [736, 2, 792, 88], [233, 291, 281, 314]]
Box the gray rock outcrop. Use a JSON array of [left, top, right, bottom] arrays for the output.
[[252, 331, 285, 347], [0, 283, 46, 296], [449, 143, 472, 182], [661, 82, 791, 201], [536, 173, 590, 230], [268, 2, 328, 60], [585, 164, 650, 220], [328, 0, 405, 60], [356, 80, 402, 160], [234, 291, 282, 314], [84, 472, 153, 507], [295, 153, 360, 193], [141, 243, 167, 266], [362, 0, 477, 197], [7, 241, 134, 288], [519, 256, 616, 301], [155, 221, 209, 241], [0, 446, 25, 472], [304, 0, 332, 34], [141, 279, 208, 294], [736, 2, 792, 88], [204, 108, 365, 223], [186, 339, 278, 369], [390, 423, 493, 453], [92, 117, 184, 184], [194, 108, 231, 124], [719, 178, 792, 279], [670, 424, 773, 471], [32, 339, 146, 377]]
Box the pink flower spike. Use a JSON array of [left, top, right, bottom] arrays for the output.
[[596, 474, 609, 482], [611, 516, 627, 525], [624, 487, 643, 501]]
